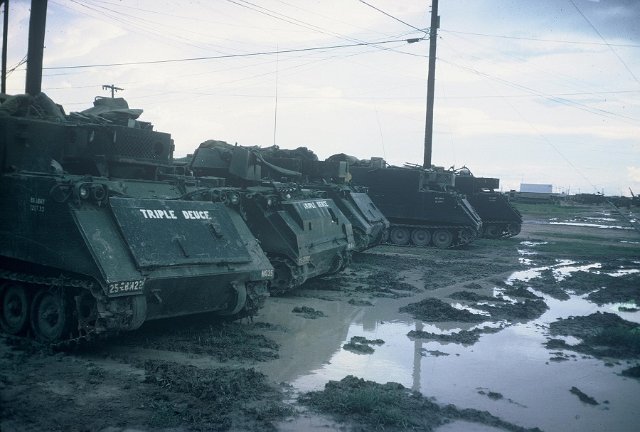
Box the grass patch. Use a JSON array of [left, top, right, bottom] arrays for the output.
[[621, 365, 640, 380], [400, 298, 486, 323], [548, 312, 640, 359], [143, 360, 293, 431], [115, 321, 280, 362], [536, 241, 640, 258], [300, 375, 542, 432], [514, 202, 586, 218], [292, 306, 326, 319]]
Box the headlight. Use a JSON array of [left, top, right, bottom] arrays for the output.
[[228, 192, 240, 205], [92, 184, 106, 201], [78, 184, 90, 200], [211, 189, 224, 202], [266, 197, 273, 206]]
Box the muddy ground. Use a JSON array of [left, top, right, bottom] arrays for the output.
[[1, 202, 639, 431]]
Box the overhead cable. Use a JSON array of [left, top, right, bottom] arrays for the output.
[[440, 28, 640, 48], [42, 38, 424, 70], [357, 0, 427, 35], [569, 0, 639, 84]]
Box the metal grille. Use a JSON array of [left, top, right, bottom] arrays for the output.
[[112, 128, 171, 162]]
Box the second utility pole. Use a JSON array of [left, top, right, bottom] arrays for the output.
[[423, 0, 439, 169]]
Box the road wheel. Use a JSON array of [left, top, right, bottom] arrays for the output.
[[432, 229, 453, 249], [0, 283, 30, 335], [219, 282, 247, 316], [484, 224, 501, 238], [458, 228, 475, 245], [410, 229, 431, 246], [507, 223, 521, 236], [389, 227, 410, 245], [353, 228, 369, 251], [270, 260, 294, 295], [30, 289, 75, 343]]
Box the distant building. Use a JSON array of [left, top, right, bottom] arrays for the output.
[[520, 183, 553, 193], [510, 183, 556, 203]]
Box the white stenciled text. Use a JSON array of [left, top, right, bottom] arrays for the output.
[[138, 209, 211, 220], [302, 200, 329, 210]]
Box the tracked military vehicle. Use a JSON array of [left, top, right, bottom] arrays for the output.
[[186, 141, 354, 294], [454, 168, 522, 238], [0, 94, 273, 344], [341, 156, 482, 248], [255, 146, 389, 251]]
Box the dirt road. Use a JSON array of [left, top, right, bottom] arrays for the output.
[[1, 202, 639, 431]]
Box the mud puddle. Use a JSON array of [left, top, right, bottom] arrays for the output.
[[264, 246, 640, 432]]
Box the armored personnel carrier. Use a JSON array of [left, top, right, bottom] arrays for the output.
[[341, 157, 482, 248], [0, 94, 273, 344], [185, 141, 354, 294], [454, 168, 522, 238], [255, 146, 389, 251]]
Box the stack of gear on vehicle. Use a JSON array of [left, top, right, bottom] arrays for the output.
[[454, 167, 522, 238], [254, 145, 389, 252], [333, 155, 482, 248], [0, 94, 273, 344], [185, 141, 355, 295]]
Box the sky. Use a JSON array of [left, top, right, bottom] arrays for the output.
[[2, 0, 639, 196]]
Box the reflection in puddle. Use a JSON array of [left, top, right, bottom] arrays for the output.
[[519, 241, 548, 247], [550, 221, 632, 230], [452, 303, 491, 316], [289, 303, 639, 432], [553, 263, 601, 281], [584, 216, 617, 222], [517, 249, 537, 256], [279, 261, 640, 432], [603, 269, 640, 277], [505, 259, 575, 284]]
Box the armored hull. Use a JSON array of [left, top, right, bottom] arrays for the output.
[[187, 142, 354, 294], [0, 96, 272, 344], [258, 153, 390, 251], [454, 174, 522, 238], [310, 186, 388, 251], [349, 164, 482, 248]]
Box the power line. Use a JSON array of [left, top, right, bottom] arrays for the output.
[[42, 37, 424, 70], [438, 57, 639, 124], [58, 0, 234, 54], [439, 30, 617, 101], [357, 0, 427, 34], [224, 0, 426, 58], [440, 28, 640, 48], [569, 0, 639, 85]]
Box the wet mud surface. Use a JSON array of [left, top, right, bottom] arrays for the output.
[[1, 203, 639, 431], [299, 375, 542, 432]]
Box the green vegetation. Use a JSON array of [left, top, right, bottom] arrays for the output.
[[548, 312, 640, 359], [535, 240, 640, 258], [513, 202, 586, 218], [343, 336, 385, 354], [292, 306, 326, 319], [621, 365, 640, 380], [400, 297, 486, 323], [117, 320, 280, 362], [143, 360, 293, 431], [570, 387, 599, 405], [300, 375, 542, 432]]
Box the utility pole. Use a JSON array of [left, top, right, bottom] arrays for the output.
[[25, 0, 47, 95], [102, 84, 123, 98], [423, 0, 439, 169], [1, 0, 8, 94]]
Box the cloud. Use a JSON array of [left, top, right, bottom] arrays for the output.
[[628, 166, 640, 183]]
